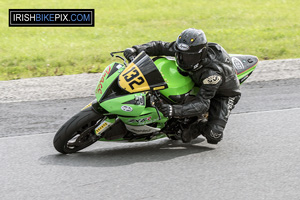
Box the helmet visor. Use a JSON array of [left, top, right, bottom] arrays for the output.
[[175, 52, 201, 71]]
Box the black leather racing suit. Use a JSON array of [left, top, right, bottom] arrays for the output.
[[132, 41, 241, 144]]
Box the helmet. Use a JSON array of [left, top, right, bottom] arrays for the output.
[[174, 28, 208, 71]]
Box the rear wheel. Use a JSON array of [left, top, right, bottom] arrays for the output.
[[53, 107, 103, 154]]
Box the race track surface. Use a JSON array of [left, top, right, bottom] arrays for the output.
[[1, 60, 300, 199]]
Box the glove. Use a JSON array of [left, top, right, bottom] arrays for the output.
[[124, 48, 137, 62], [156, 101, 173, 118]]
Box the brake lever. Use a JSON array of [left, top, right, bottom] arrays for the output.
[[116, 55, 128, 67], [110, 51, 128, 67], [110, 51, 124, 57]]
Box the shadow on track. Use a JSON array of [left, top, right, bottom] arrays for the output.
[[40, 138, 215, 168]]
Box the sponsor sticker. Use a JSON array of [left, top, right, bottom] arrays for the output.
[[128, 116, 153, 124], [232, 57, 244, 70], [95, 122, 108, 135], [121, 105, 133, 112]]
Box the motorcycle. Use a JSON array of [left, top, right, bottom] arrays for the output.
[[53, 51, 258, 154]]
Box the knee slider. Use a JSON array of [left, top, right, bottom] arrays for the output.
[[204, 124, 224, 144]]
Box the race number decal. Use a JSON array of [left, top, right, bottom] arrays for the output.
[[119, 63, 150, 93]]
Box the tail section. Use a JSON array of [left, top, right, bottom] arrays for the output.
[[231, 55, 258, 84]]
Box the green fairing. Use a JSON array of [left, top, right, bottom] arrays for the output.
[[95, 60, 168, 126], [154, 57, 194, 101], [229, 54, 259, 83], [237, 64, 257, 80], [118, 107, 168, 126], [95, 62, 124, 102], [100, 93, 146, 116]]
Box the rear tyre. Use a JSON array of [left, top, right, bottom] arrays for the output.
[[53, 107, 103, 154]]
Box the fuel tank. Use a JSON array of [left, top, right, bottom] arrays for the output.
[[154, 57, 194, 103]]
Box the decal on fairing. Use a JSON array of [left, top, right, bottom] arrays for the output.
[[128, 116, 153, 124], [121, 105, 133, 112], [96, 65, 112, 94], [81, 102, 92, 110], [232, 57, 244, 71]]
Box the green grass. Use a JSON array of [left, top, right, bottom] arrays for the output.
[[1, 0, 300, 80]]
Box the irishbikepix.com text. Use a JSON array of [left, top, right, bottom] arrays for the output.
[[9, 9, 94, 27]]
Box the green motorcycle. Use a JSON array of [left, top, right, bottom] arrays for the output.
[[53, 51, 258, 154]]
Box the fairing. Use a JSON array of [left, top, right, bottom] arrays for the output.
[[94, 59, 168, 125], [95, 62, 125, 102], [230, 54, 259, 84]]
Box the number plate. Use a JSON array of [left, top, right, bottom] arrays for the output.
[[118, 63, 150, 93]]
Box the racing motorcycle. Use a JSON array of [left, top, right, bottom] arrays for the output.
[[53, 51, 258, 154]]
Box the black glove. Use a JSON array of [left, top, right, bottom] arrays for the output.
[[124, 48, 137, 62], [156, 101, 174, 118]]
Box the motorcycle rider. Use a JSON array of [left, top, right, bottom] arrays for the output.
[[124, 28, 241, 144]]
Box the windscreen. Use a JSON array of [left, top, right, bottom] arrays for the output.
[[118, 51, 168, 93]]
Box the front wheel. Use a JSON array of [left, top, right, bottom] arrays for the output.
[[53, 107, 103, 154]]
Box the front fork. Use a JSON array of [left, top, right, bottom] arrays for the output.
[[82, 99, 116, 137]]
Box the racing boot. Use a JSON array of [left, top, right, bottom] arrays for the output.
[[181, 121, 207, 143], [181, 121, 206, 143], [181, 128, 192, 143]]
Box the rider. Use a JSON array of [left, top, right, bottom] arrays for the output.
[[124, 28, 241, 144]]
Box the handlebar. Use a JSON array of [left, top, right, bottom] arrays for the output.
[[110, 51, 136, 67]]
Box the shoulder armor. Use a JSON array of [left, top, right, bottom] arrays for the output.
[[208, 43, 223, 52], [208, 43, 231, 65]]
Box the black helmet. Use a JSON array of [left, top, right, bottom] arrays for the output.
[[174, 28, 208, 71]]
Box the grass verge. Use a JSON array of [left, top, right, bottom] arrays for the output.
[[1, 0, 300, 80]]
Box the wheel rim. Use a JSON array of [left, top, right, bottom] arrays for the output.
[[64, 119, 101, 153]]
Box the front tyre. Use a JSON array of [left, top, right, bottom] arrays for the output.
[[53, 107, 103, 154]]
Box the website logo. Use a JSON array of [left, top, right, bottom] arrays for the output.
[[9, 9, 94, 27]]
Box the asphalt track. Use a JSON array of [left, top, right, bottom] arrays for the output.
[[1, 77, 300, 199]]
